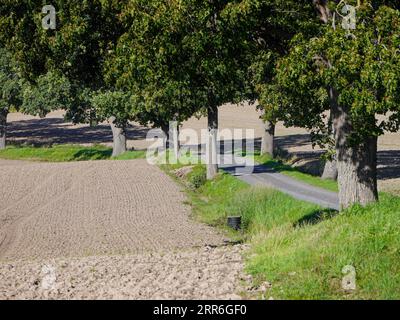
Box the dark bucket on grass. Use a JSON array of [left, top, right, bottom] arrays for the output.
[[227, 216, 242, 230]]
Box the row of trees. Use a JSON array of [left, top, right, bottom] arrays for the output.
[[1, 0, 399, 210]]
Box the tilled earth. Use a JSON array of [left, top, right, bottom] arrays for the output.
[[0, 159, 224, 261], [0, 245, 250, 300], [0, 159, 252, 299]]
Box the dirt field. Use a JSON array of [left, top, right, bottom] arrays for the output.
[[0, 159, 225, 261], [0, 159, 257, 299], [0, 245, 250, 300]]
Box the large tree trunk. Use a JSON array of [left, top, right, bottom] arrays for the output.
[[330, 88, 378, 209], [322, 158, 338, 180], [0, 111, 7, 150], [109, 117, 127, 157], [207, 105, 218, 180], [260, 120, 275, 157]]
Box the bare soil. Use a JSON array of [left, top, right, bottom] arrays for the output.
[[0, 245, 250, 300], [0, 159, 225, 262], [0, 159, 255, 299]]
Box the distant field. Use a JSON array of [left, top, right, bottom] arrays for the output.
[[6, 106, 400, 194]]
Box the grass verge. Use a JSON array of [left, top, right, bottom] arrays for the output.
[[165, 163, 400, 300], [0, 145, 146, 162]]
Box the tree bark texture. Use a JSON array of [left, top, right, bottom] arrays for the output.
[[322, 158, 338, 180], [0, 111, 7, 150], [207, 105, 219, 180], [109, 117, 127, 157], [330, 88, 378, 209], [260, 120, 275, 157]]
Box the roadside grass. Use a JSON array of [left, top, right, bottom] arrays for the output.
[[255, 153, 338, 192], [113, 150, 147, 160], [247, 193, 400, 300], [165, 162, 400, 299], [0, 145, 146, 162]]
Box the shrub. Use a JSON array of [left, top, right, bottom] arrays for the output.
[[187, 165, 207, 190]]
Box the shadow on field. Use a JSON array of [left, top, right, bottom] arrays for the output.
[[7, 118, 150, 146], [294, 208, 339, 228], [275, 134, 313, 151], [7, 116, 400, 181], [377, 150, 400, 180], [272, 134, 400, 181]]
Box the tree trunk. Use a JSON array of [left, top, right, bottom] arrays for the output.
[[161, 123, 170, 150], [260, 120, 275, 157], [322, 112, 338, 181], [109, 117, 127, 157], [322, 158, 338, 180], [171, 121, 180, 160], [330, 88, 378, 209], [207, 105, 218, 180], [0, 111, 7, 150]]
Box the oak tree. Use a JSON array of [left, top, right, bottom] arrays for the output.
[[264, 1, 400, 209]]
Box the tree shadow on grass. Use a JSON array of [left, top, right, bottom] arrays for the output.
[[72, 148, 113, 161], [294, 208, 339, 228]]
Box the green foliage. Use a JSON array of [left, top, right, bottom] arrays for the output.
[[0, 46, 23, 114], [0, 0, 126, 122], [90, 90, 133, 127], [236, 0, 319, 111], [262, 2, 400, 146], [104, 0, 196, 128], [106, 0, 254, 129], [21, 71, 72, 117], [0, 0, 123, 85], [187, 165, 207, 190]]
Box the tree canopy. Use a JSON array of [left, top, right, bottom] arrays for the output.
[[0, 0, 125, 122], [0, 47, 23, 115], [260, 1, 400, 208]]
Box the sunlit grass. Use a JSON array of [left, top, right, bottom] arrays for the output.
[[165, 162, 400, 299], [0, 145, 146, 162]]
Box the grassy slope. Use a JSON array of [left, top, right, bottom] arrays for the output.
[[0, 145, 146, 162], [172, 165, 400, 300]]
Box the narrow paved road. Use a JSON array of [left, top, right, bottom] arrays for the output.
[[220, 160, 339, 211]]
